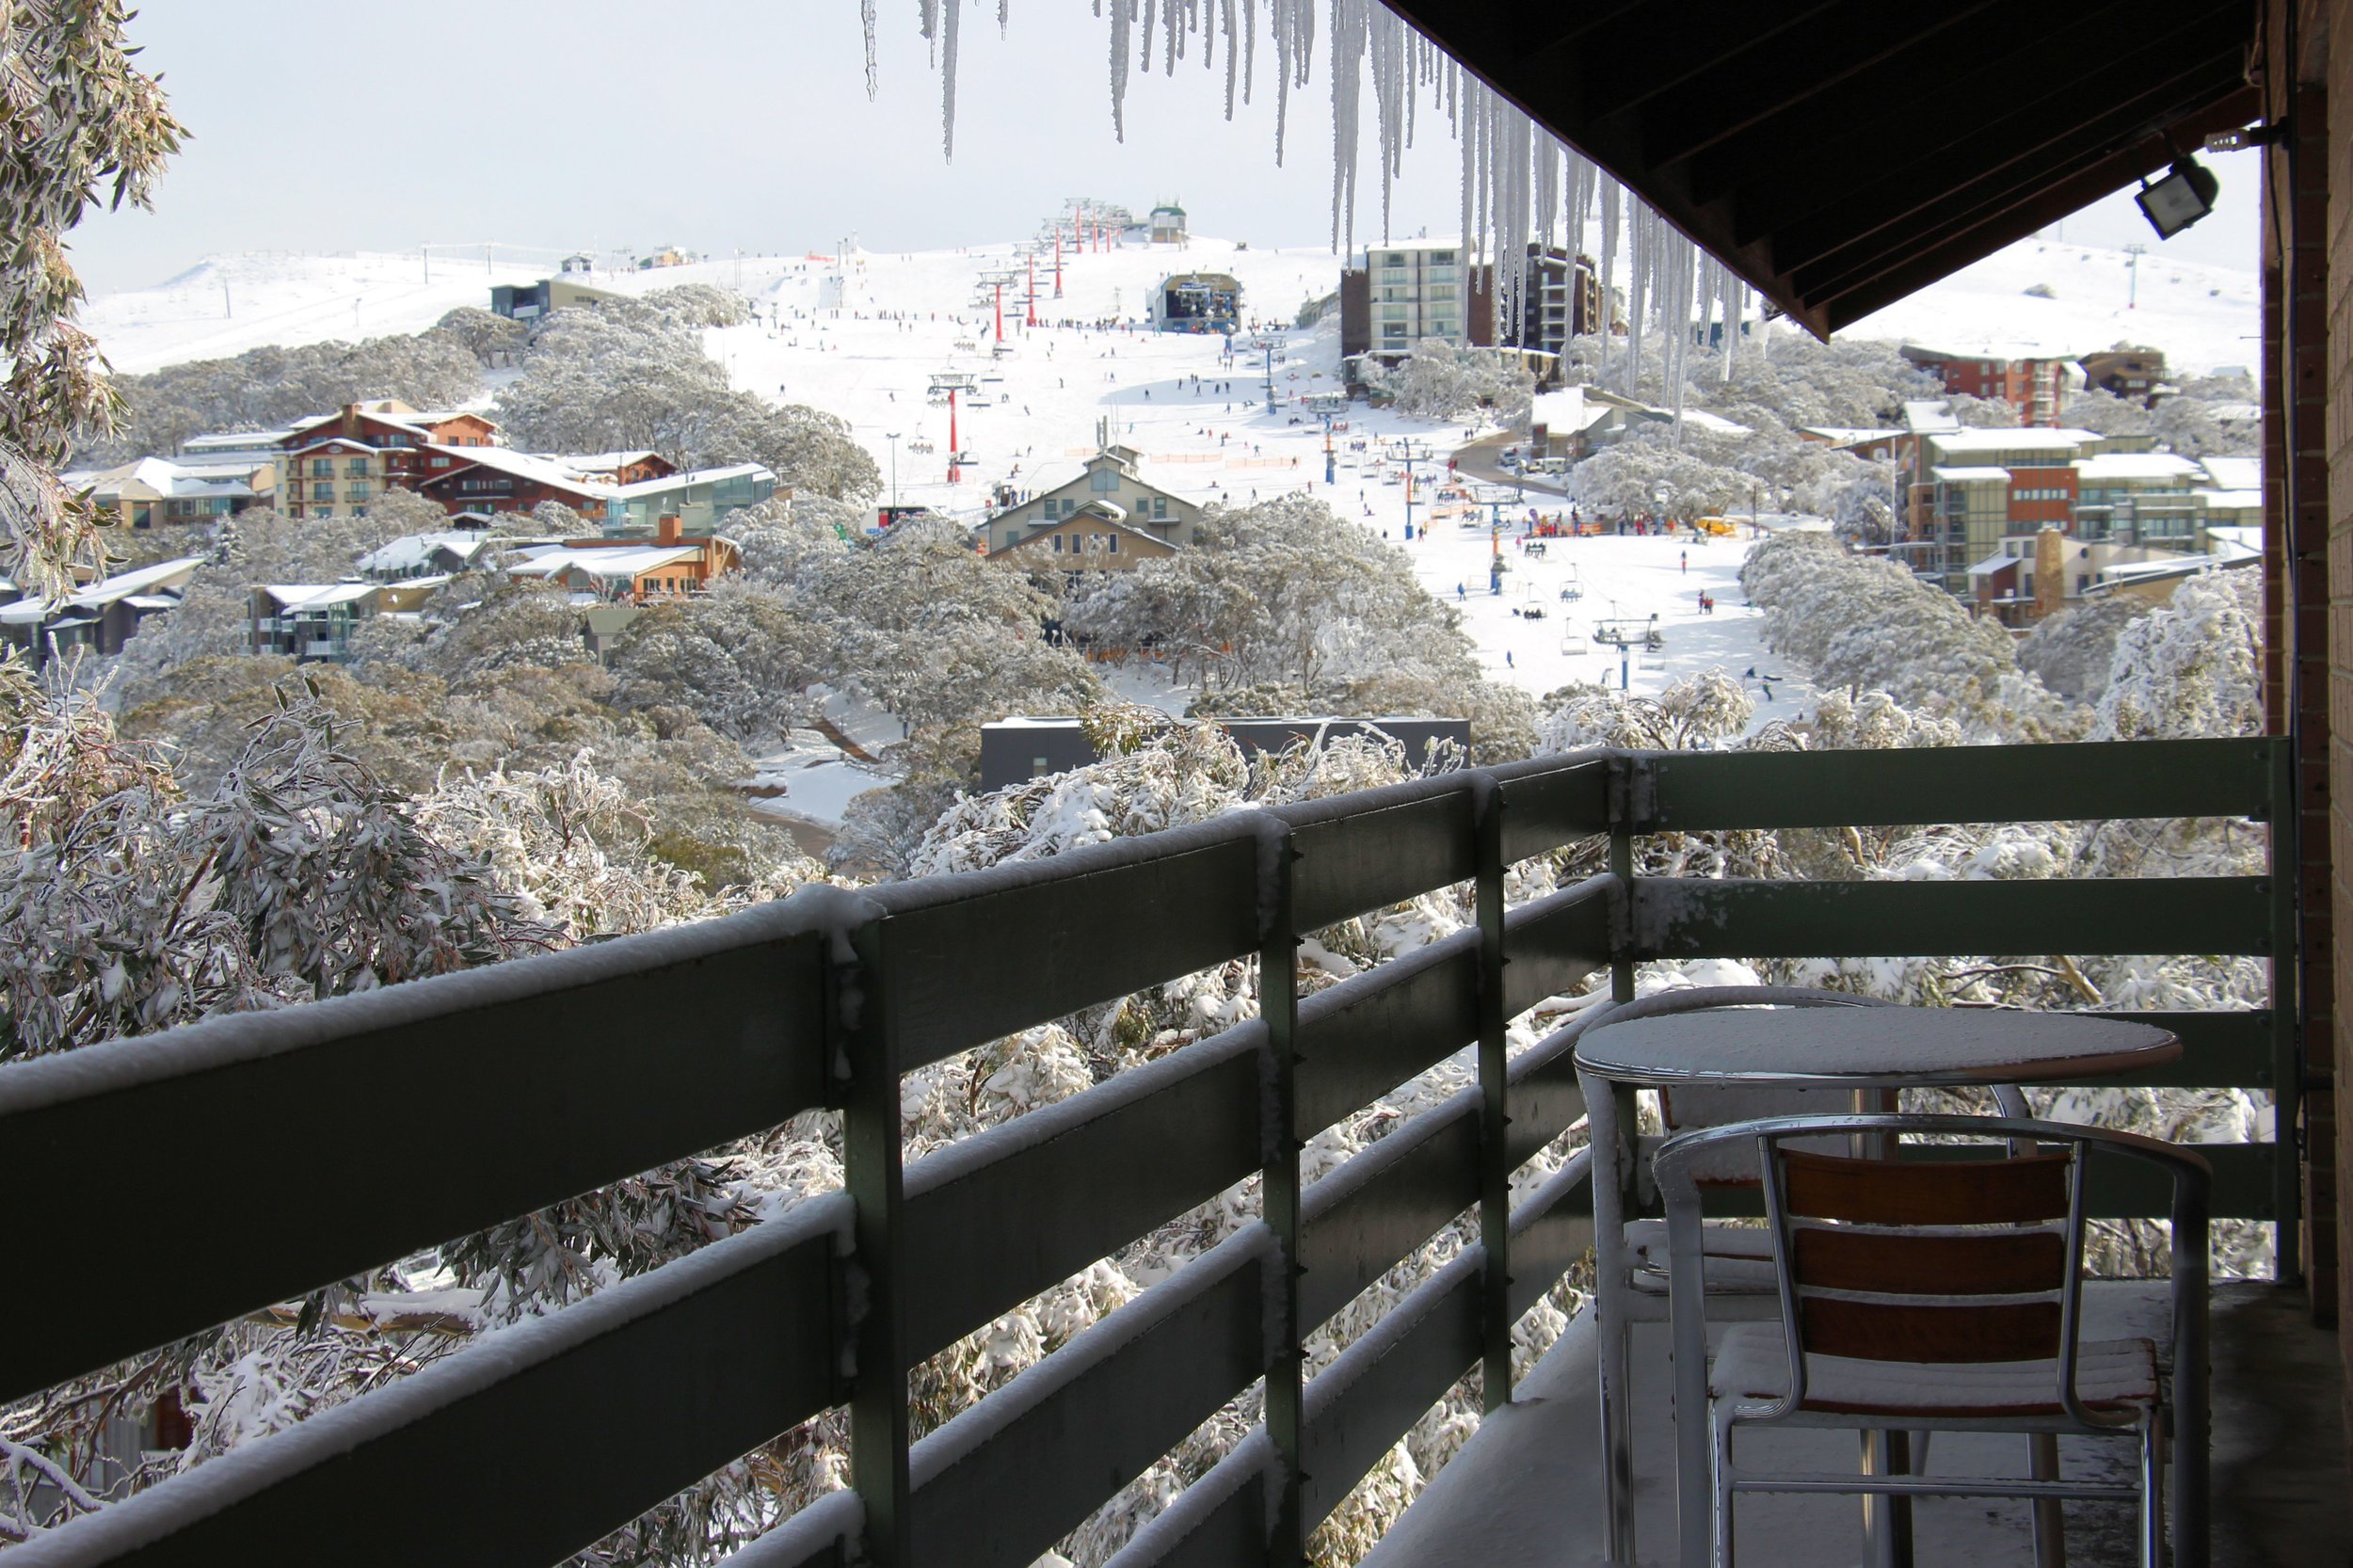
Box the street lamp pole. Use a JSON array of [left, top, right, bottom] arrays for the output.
[[885, 432, 902, 515]]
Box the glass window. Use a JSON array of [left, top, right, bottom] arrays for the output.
[[1052, 534, 1064, 553], [1153, 497, 1168, 520], [1107, 534, 1119, 553], [1090, 469, 1118, 492], [346, 458, 368, 476], [312, 459, 332, 476]]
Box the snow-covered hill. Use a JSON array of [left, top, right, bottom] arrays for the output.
[[1840, 237, 2258, 376]]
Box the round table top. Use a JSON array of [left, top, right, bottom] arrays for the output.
[[1574, 1006, 2180, 1088]]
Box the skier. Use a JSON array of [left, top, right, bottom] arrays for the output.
[[1506, 650, 1514, 668]]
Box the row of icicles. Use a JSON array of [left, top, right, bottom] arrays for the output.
[[870, 0, 1764, 425]]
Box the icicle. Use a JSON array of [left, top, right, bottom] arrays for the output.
[[1222, 0, 1240, 116], [1140, 0, 1156, 72], [862, 0, 880, 98], [1109, 0, 1133, 140], [1241, 0, 1256, 105], [941, 0, 963, 160], [999, 0, 1010, 34]]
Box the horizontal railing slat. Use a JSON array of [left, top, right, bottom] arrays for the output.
[[1507, 1149, 1597, 1319], [902, 1032, 1259, 1362], [1496, 758, 1614, 863], [1502, 875, 1617, 1017], [1300, 1253, 1483, 1529], [9, 1198, 847, 1568], [0, 905, 837, 1405], [1296, 934, 1480, 1133], [1507, 1026, 1590, 1169], [1640, 738, 2280, 831], [904, 1230, 1269, 1568], [2077, 1010, 2275, 1088], [1288, 788, 1476, 932], [1096, 1436, 1271, 1568], [1633, 876, 2271, 959], [878, 830, 1262, 1072], [1300, 1096, 1479, 1330]]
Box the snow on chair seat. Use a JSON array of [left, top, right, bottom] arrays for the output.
[[1708, 1322, 2160, 1416]]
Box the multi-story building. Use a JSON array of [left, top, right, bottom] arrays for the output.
[[411, 445, 620, 522], [279, 402, 501, 521], [1898, 344, 2073, 426], [982, 445, 1205, 559], [1340, 243, 1597, 370], [2078, 347, 2168, 406], [248, 583, 384, 663]]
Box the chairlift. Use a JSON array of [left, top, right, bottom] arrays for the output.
[[1560, 631, 1589, 655]]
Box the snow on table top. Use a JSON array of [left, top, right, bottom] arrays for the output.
[[1575, 1007, 2181, 1087]]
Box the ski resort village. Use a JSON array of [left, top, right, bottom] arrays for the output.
[[4, 6, 2347, 1568]]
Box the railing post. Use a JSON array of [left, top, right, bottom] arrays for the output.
[[1256, 820, 1306, 1567], [2265, 735, 2304, 1285], [1607, 754, 1639, 1006], [841, 915, 911, 1566], [1473, 776, 1513, 1412]]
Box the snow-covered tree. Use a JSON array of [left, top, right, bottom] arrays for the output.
[[0, 2, 183, 593], [1361, 339, 1536, 421]]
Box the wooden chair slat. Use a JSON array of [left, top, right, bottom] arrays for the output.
[[1798, 1297, 2063, 1363], [1782, 1148, 2070, 1225], [1792, 1226, 2066, 1296]]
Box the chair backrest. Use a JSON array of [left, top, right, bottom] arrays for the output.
[[1770, 1143, 2075, 1366], [1652, 1112, 2213, 1428]]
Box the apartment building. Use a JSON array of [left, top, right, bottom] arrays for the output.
[[1898, 344, 2073, 426]]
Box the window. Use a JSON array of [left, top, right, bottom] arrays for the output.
[[1052, 534, 1064, 553], [1089, 469, 1118, 492], [1005, 530, 1020, 550], [346, 458, 368, 476], [1107, 534, 1119, 553], [1428, 285, 1456, 301], [1381, 305, 1408, 321], [430, 456, 451, 469], [1152, 497, 1168, 520], [312, 459, 331, 477]]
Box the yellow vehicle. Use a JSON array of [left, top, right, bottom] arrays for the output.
[[1694, 516, 1738, 537]]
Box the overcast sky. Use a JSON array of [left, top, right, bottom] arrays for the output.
[[72, 2, 2259, 295]]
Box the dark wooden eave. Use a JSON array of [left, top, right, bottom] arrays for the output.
[[1383, 0, 2259, 336]]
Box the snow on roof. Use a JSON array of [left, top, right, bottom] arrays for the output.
[[2206, 525, 2263, 559], [2206, 401, 2263, 423], [505, 545, 702, 580], [1801, 426, 1904, 444], [1530, 387, 1610, 434], [612, 462, 773, 498], [2194, 488, 2262, 510], [1930, 466, 2013, 483], [70, 556, 203, 607], [424, 443, 619, 498], [1678, 408, 1753, 438], [1926, 427, 2102, 455], [1901, 400, 1961, 433], [182, 428, 293, 453], [1901, 339, 2077, 362], [2073, 451, 2202, 481], [122, 594, 183, 611], [1967, 552, 2022, 576], [285, 436, 377, 456], [546, 450, 661, 471], [358, 532, 503, 574], [260, 583, 380, 609], [2198, 456, 2261, 490]]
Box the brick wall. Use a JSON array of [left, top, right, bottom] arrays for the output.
[[2308, 0, 2348, 1443]]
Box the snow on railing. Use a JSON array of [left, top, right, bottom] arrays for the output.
[[0, 739, 2294, 1567]]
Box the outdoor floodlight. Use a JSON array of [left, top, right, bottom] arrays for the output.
[[2136, 157, 2219, 240]]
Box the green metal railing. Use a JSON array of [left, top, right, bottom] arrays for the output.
[[0, 738, 2294, 1568]]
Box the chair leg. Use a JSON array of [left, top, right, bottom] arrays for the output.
[[1601, 1313, 1637, 1563], [1713, 1410, 1737, 1568], [2029, 1432, 2067, 1568], [2141, 1409, 2167, 1568]]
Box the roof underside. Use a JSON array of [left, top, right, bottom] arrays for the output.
[[1384, 0, 2259, 336]]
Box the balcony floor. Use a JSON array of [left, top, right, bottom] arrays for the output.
[[1364, 1284, 2344, 1568]]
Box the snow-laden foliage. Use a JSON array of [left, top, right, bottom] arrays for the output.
[[1740, 530, 2025, 720], [0, 1, 183, 595], [80, 331, 486, 466], [1568, 425, 1750, 520], [2018, 594, 2154, 702], [1063, 494, 1509, 728], [496, 296, 879, 502], [1360, 339, 1536, 421], [2091, 568, 2264, 742]]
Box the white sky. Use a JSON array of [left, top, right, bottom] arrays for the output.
[[72, 2, 2258, 296]]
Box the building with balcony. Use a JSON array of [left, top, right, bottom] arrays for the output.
[[607, 463, 776, 536], [1899, 343, 2075, 426], [279, 402, 503, 521], [1340, 243, 1600, 369], [1147, 202, 1187, 245], [983, 444, 1204, 558], [505, 514, 740, 602], [411, 444, 619, 522], [0, 555, 202, 670], [66, 454, 275, 529], [2081, 346, 2169, 406], [247, 581, 384, 662]]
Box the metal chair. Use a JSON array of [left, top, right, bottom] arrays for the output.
[[1656, 1113, 2210, 1568]]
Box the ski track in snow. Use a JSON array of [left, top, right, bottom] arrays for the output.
[[83, 232, 2256, 817]]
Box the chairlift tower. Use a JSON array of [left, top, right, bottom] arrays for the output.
[[929, 372, 977, 482]]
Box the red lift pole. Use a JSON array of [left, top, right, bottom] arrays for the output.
[[1026, 254, 1039, 327], [1053, 232, 1064, 297], [993, 282, 1003, 344]]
